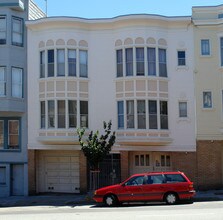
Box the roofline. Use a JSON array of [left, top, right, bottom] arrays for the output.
[[26, 13, 191, 26]]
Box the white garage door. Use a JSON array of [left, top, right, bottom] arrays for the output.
[[45, 155, 80, 193]]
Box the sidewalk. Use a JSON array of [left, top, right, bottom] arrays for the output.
[[0, 190, 223, 207]]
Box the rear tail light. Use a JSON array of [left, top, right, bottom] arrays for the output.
[[189, 183, 194, 190]]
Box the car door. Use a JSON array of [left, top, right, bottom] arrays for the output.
[[142, 174, 165, 201], [118, 175, 145, 202]]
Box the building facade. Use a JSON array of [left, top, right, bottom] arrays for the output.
[[0, 0, 44, 197], [26, 15, 197, 194], [192, 5, 223, 190]]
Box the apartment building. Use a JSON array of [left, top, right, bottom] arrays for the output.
[[26, 14, 197, 194], [0, 0, 44, 197], [192, 5, 223, 189]]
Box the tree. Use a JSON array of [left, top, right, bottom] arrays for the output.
[[77, 120, 116, 171]]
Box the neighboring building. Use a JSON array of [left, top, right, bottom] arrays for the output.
[[192, 5, 223, 190], [0, 0, 44, 197], [26, 15, 196, 194]]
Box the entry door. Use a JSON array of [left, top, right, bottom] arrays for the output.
[[11, 164, 24, 196]]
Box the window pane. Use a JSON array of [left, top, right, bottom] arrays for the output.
[[126, 48, 133, 76], [12, 67, 23, 98], [135, 155, 139, 166], [221, 38, 223, 66], [0, 16, 6, 44], [8, 120, 19, 149], [179, 102, 187, 117], [58, 100, 65, 128], [69, 100, 77, 128], [40, 51, 45, 78], [137, 100, 146, 129], [146, 154, 150, 166], [126, 100, 134, 128], [80, 50, 88, 77], [12, 17, 23, 46], [136, 48, 144, 76], [116, 49, 123, 77], [0, 121, 4, 149], [149, 100, 157, 129], [48, 50, 54, 77], [68, 49, 76, 76], [159, 48, 167, 77], [40, 101, 45, 128], [178, 51, 186, 66], [203, 91, 212, 108], [57, 49, 65, 76], [140, 155, 144, 166], [0, 167, 6, 185], [117, 101, 124, 129], [147, 47, 156, 76], [80, 101, 88, 128], [160, 101, 168, 129], [0, 67, 6, 96], [201, 39, 210, 55], [48, 100, 55, 128]]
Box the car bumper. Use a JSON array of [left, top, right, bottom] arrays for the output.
[[93, 195, 104, 203]]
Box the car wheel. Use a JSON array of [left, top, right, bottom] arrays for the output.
[[165, 192, 178, 205], [104, 194, 118, 207]]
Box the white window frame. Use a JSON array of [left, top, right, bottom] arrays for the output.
[[179, 101, 188, 118]]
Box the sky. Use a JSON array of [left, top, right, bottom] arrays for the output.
[[34, 0, 223, 18]]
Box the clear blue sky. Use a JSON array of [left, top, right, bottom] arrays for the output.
[[34, 0, 223, 18]]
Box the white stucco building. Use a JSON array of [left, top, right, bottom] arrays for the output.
[[26, 14, 196, 193]]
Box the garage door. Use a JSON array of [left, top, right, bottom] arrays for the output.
[[45, 155, 80, 193]]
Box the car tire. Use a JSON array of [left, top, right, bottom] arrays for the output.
[[104, 194, 119, 207], [165, 192, 178, 205]]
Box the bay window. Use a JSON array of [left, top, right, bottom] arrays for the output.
[[136, 48, 144, 76], [68, 100, 77, 128], [68, 49, 76, 76], [0, 118, 20, 150], [0, 16, 6, 44], [0, 66, 6, 96], [12, 17, 23, 47], [159, 48, 167, 77], [12, 67, 23, 98], [48, 50, 54, 77], [116, 49, 123, 77], [147, 47, 156, 76], [79, 50, 88, 78], [126, 48, 133, 76], [57, 49, 65, 76], [58, 100, 65, 128], [126, 100, 134, 128]]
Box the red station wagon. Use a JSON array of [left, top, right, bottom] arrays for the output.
[[93, 171, 195, 206]]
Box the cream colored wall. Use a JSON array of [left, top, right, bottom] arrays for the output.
[[193, 14, 223, 140]]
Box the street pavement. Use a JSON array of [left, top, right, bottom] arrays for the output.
[[0, 189, 223, 207]]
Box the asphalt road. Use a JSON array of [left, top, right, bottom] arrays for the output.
[[0, 201, 223, 220]]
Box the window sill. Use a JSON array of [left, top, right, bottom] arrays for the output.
[[175, 65, 189, 71]]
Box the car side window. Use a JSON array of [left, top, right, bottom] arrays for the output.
[[164, 174, 187, 183], [147, 175, 164, 184], [125, 176, 145, 186]]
